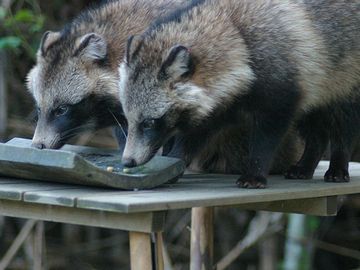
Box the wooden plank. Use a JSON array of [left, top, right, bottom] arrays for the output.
[[76, 161, 360, 213], [0, 179, 31, 185], [0, 182, 76, 201], [236, 196, 338, 216], [24, 187, 111, 207], [0, 200, 166, 232], [0, 161, 358, 214], [190, 207, 214, 270], [129, 232, 153, 270]]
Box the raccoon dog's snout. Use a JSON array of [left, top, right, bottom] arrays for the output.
[[31, 141, 46, 150], [122, 157, 138, 168]]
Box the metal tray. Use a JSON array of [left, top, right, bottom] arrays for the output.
[[0, 138, 185, 190]]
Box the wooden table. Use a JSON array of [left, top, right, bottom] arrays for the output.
[[1, 161, 360, 270]]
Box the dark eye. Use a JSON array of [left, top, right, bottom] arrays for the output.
[[36, 107, 41, 115], [54, 105, 69, 117], [142, 119, 156, 130]]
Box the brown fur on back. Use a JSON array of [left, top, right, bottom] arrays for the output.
[[121, 0, 359, 116]]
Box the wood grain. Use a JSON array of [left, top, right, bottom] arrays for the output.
[[77, 161, 360, 213], [235, 196, 338, 216], [0, 200, 166, 232], [0, 161, 358, 216], [129, 232, 153, 270]]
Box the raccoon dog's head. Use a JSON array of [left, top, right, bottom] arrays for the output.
[[119, 35, 207, 167], [27, 31, 122, 149]]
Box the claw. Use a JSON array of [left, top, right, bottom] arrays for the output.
[[237, 175, 267, 189], [324, 168, 350, 182]]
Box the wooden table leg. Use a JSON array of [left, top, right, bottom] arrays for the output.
[[129, 231, 165, 270], [190, 207, 214, 270], [129, 232, 153, 270], [155, 233, 164, 270]]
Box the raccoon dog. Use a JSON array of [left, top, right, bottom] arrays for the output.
[[26, 0, 186, 150], [119, 0, 360, 188]]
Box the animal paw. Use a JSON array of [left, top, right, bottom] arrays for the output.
[[285, 165, 314, 179], [236, 175, 267, 189], [324, 168, 350, 182]]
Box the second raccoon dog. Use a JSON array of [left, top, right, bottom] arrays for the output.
[[119, 0, 360, 188], [285, 1, 360, 182], [26, 0, 186, 150]]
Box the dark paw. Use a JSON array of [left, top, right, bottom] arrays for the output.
[[285, 165, 314, 179], [236, 175, 267, 189], [324, 168, 350, 182]]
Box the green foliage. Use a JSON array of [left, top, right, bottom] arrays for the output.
[[0, 7, 6, 20], [5, 9, 45, 32], [307, 216, 320, 232], [0, 1, 45, 58], [0, 36, 22, 49]]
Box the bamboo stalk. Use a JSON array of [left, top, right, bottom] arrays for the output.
[[283, 214, 306, 270]]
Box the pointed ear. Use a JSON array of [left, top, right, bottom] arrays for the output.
[[158, 45, 194, 81], [74, 33, 107, 61], [40, 31, 61, 56], [125, 35, 144, 64]]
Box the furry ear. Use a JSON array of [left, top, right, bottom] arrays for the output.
[[74, 33, 107, 61], [158, 45, 194, 81], [125, 35, 144, 64], [40, 31, 61, 56]]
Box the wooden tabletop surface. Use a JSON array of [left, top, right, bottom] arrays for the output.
[[1, 161, 360, 213]]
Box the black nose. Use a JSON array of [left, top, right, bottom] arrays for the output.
[[122, 157, 137, 168], [32, 142, 46, 149]]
